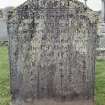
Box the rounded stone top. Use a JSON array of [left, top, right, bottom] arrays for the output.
[[8, 0, 98, 23]]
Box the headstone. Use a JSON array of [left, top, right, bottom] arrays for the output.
[[97, 0, 105, 57], [0, 18, 8, 41], [0, 7, 14, 41], [8, 0, 97, 105], [101, 0, 105, 21]]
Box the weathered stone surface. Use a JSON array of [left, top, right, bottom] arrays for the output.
[[8, 0, 97, 105]]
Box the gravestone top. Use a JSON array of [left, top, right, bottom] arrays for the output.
[[9, 0, 98, 22]]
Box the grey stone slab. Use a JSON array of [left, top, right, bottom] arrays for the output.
[[8, 0, 98, 105]]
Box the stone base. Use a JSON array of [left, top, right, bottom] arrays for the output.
[[97, 56, 105, 60], [96, 48, 105, 59], [11, 99, 94, 105]]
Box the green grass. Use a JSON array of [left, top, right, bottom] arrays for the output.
[[0, 46, 105, 105], [96, 59, 105, 105], [0, 46, 10, 105]]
